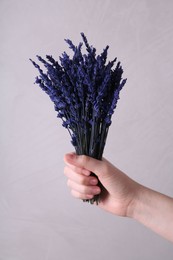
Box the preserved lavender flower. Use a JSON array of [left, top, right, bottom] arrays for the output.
[[30, 33, 127, 204]]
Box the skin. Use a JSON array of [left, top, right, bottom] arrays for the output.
[[64, 153, 173, 243]]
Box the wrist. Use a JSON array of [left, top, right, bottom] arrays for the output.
[[126, 183, 145, 219]]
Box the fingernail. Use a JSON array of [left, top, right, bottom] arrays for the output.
[[90, 178, 98, 185], [94, 187, 101, 194], [86, 194, 93, 199], [66, 153, 76, 160], [82, 169, 91, 176]]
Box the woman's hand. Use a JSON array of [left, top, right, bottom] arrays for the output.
[[64, 153, 140, 217], [64, 153, 173, 242]]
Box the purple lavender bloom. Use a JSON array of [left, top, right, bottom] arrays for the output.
[[30, 33, 127, 204]]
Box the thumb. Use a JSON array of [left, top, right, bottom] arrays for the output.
[[64, 153, 105, 178]]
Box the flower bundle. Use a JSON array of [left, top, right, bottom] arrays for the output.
[[30, 33, 127, 204]]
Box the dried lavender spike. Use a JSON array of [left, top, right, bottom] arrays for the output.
[[64, 38, 76, 52]]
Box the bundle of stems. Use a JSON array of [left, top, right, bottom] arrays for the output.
[[30, 33, 127, 204]]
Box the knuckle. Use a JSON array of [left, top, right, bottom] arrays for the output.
[[71, 190, 76, 197], [67, 179, 71, 187], [80, 155, 89, 165], [71, 190, 80, 199], [64, 166, 69, 175]]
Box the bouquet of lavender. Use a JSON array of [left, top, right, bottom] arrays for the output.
[[30, 33, 127, 204]]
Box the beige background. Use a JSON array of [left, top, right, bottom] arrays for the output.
[[0, 0, 173, 259]]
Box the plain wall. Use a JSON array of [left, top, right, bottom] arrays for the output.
[[0, 0, 173, 259]]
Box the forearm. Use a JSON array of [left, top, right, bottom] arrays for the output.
[[128, 185, 173, 242]]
